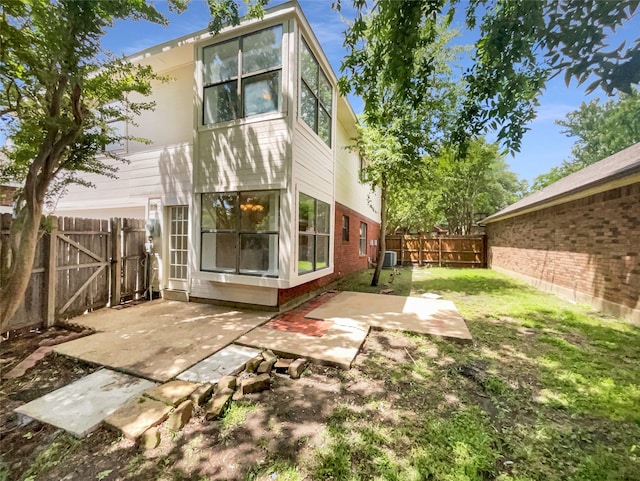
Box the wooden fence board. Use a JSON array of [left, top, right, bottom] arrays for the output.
[[385, 234, 486, 268], [1, 214, 147, 333]]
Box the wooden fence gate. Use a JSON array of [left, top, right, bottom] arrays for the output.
[[1, 214, 148, 333], [385, 234, 487, 268]]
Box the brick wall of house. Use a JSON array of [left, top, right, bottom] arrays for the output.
[[278, 201, 380, 305], [486, 182, 640, 323], [0, 185, 18, 207]]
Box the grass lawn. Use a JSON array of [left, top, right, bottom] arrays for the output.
[[314, 267, 640, 481]]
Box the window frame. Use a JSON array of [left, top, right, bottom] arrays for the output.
[[342, 215, 349, 242], [298, 193, 331, 275], [200, 190, 280, 277], [359, 222, 367, 256], [202, 25, 283, 126], [299, 38, 332, 146]]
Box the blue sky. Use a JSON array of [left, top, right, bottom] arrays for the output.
[[102, 0, 640, 185]]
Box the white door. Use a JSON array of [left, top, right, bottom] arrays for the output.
[[167, 206, 189, 291]]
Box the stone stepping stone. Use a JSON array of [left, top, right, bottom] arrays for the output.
[[105, 396, 171, 440], [144, 380, 199, 406], [177, 344, 262, 384], [14, 369, 154, 437]]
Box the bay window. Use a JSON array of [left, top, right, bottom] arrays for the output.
[[300, 39, 332, 146], [201, 191, 279, 276], [298, 193, 330, 274], [203, 25, 282, 125]]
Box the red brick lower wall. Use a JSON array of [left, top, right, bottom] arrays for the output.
[[278, 202, 380, 306], [486, 182, 640, 324], [0, 185, 18, 207]]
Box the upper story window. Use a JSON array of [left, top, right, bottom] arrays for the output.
[[300, 39, 332, 146], [203, 25, 283, 125]]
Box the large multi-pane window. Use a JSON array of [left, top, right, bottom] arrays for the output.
[[298, 194, 330, 274], [201, 191, 279, 276], [203, 25, 283, 125], [299, 39, 332, 146]]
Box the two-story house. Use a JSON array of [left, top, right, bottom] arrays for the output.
[[53, 1, 381, 308]]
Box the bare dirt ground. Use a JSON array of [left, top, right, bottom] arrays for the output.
[[1, 325, 406, 481]]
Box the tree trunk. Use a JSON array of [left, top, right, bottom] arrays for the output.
[[371, 175, 387, 287], [0, 204, 43, 333]]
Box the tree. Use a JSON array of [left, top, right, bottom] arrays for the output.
[[386, 140, 527, 234], [532, 88, 640, 189], [428, 140, 527, 234], [337, 0, 640, 153], [352, 20, 465, 286], [0, 0, 186, 332]]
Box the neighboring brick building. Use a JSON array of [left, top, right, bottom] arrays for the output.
[[0, 185, 18, 213], [483, 142, 640, 326]]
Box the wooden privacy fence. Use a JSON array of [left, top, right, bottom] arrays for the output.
[[385, 234, 487, 268], [0, 214, 147, 333]]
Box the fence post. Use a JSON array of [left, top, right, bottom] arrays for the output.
[[482, 234, 488, 268], [438, 236, 442, 267], [111, 218, 122, 306], [45, 216, 58, 327], [400, 235, 405, 266]]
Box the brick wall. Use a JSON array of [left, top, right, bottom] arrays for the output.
[[0, 185, 18, 207], [278, 201, 380, 305], [486, 182, 640, 324]]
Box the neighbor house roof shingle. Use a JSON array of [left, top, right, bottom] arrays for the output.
[[482, 142, 640, 223]]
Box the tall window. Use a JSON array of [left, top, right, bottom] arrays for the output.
[[342, 215, 349, 242], [203, 25, 282, 125], [201, 191, 279, 276], [169, 206, 189, 281], [359, 222, 367, 256], [298, 194, 330, 274], [299, 39, 332, 146]]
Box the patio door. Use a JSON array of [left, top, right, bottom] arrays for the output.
[[167, 206, 189, 291]]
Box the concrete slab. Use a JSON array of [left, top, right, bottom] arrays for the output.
[[105, 396, 171, 440], [14, 369, 155, 437], [144, 380, 199, 406], [306, 291, 473, 341], [176, 344, 262, 384], [54, 300, 271, 382], [235, 318, 370, 369]]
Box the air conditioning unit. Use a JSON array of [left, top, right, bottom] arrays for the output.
[[382, 251, 397, 268]]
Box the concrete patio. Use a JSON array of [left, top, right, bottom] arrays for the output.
[[236, 291, 472, 368], [54, 300, 271, 382], [53, 291, 472, 376], [18, 291, 473, 438]]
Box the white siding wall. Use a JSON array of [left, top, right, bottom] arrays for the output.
[[54, 143, 193, 213], [195, 118, 290, 192], [54, 62, 194, 214], [190, 279, 278, 306], [292, 122, 334, 200], [128, 64, 193, 153], [335, 118, 381, 222]]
